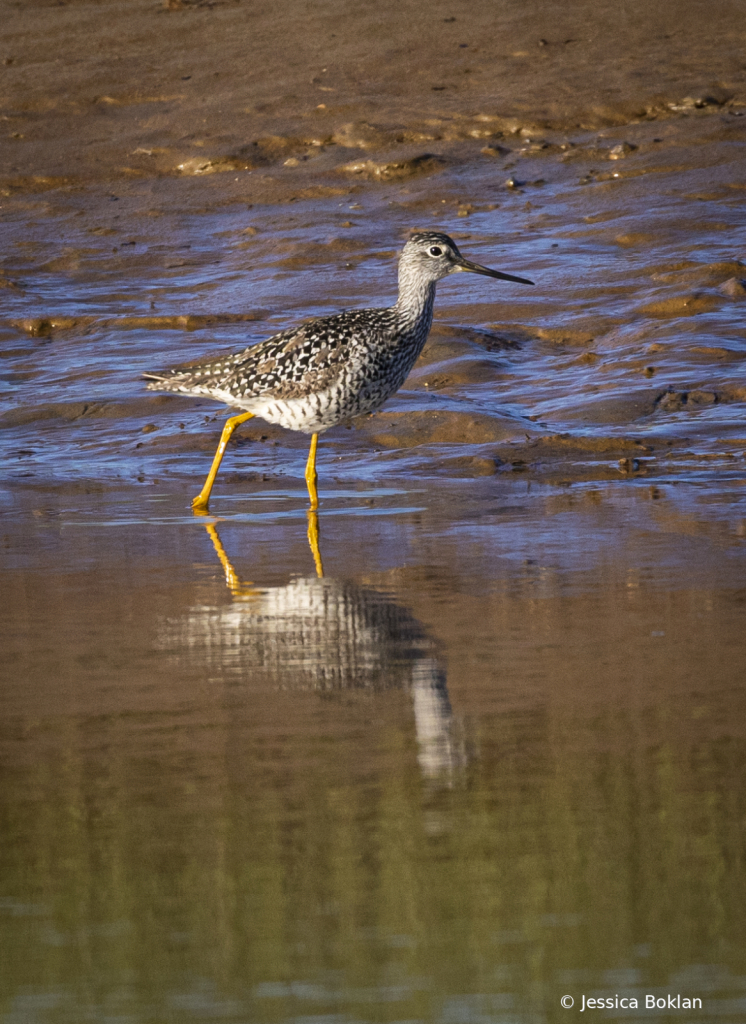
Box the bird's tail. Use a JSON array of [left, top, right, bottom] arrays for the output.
[[142, 371, 198, 394]]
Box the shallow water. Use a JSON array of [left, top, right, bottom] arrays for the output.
[[2, 6, 746, 1020], [3, 478, 746, 1023]]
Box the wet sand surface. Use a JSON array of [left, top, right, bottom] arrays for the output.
[[2, 1, 746, 1021]]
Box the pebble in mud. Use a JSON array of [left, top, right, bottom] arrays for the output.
[[340, 155, 445, 180], [658, 392, 687, 412], [176, 155, 256, 176], [608, 142, 637, 159], [719, 277, 746, 298], [332, 122, 392, 150], [688, 390, 718, 405], [19, 318, 54, 336], [658, 390, 718, 413]]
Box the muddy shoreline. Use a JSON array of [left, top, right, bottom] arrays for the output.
[[3, 0, 746, 194]]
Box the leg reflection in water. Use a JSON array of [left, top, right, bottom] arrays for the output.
[[198, 505, 323, 581], [176, 519, 466, 781], [306, 509, 323, 579]]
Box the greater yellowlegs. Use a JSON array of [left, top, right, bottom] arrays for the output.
[[144, 231, 533, 510]]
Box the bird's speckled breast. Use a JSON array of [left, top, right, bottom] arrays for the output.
[[143, 261, 438, 437], [240, 304, 435, 433]]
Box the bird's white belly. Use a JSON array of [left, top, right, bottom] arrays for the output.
[[237, 387, 343, 435]]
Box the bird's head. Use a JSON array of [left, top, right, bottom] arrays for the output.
[[399, 231, 534, 288]]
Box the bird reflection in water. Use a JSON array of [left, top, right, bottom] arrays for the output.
[[177, 512, 465, 780]]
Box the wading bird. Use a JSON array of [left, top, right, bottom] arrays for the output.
[[144, 231, 533, 511]]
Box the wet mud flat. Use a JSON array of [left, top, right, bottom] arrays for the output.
[[2, 105, 745, 496], [2, 0, 746, 494], [2, 1, 746, 1022]]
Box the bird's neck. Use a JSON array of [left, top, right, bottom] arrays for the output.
[[393, 277, 436, 335]]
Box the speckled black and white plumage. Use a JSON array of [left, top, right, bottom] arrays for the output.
[[144, 231, 532, 435]]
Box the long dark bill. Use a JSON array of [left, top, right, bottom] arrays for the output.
[[454, 257, 534, 286]]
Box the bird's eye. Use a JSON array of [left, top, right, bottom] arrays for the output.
[[428, 246, 443, 257]]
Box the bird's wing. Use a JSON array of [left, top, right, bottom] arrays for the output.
[[142, 324, 305, 395], [220, 319, 352, 401], [143, 310, 384, 399]]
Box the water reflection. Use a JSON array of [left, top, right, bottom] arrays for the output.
[[2, 497, 746, 1023], [167, 519, 464, 780]]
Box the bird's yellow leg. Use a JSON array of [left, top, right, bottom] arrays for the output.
[[192, 411, 255, 511], [305, 432, 319, 510], [306, 509, 324, 578]]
